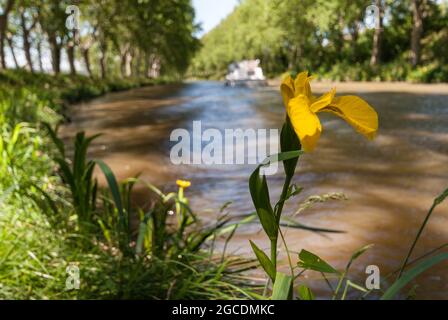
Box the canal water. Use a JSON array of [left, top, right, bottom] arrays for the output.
[[63, 80, 448, 299]]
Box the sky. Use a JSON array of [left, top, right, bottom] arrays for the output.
[[192, 0, 239, 37]]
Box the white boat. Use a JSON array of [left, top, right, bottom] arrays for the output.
[[225, 59, 267, 86]]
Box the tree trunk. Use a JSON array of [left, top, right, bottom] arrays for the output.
[[120, 50, 132, 78], [7, 36, 19, 68], [288, 45, 300, 70], [350, 23, 359, 62], [0, 0, 15, 69], [120, 53, 126, 77], [410, 0, 423, 67], [145, 54, 151, 78], [20, 13, 34, 72], [129, 50, 135, 77], [48, 34, 61, 74], [135, 51, 143, 77], [82, 47, 92, 78], [370, 0, 383, 67], [37, 40, 44, 72], [99, 43, 107, 79], [67, 43, 77, 75], [146, 54, 161, 78]]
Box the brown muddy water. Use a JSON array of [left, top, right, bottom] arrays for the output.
[[63, 81, 448, 299]]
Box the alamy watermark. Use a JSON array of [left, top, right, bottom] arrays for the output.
[[170, 121, 279, 175], [365, 5, 382, 30], [365, 265, 381, 290], [65, 5, 80, 31], [65, 264, 80, 290]]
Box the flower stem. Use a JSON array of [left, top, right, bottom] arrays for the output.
[[271, 238, 277, 272], [276, 174, 293, 223], [271, 173, 293, 274]]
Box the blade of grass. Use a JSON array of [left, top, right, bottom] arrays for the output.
[[397, 188, 448, 278], [382, 252, 448, 300]]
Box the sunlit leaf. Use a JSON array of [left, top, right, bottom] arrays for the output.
[[250, 240, 276, 281], [271, 272, 292, 300], [298, 249, 339, 274], [297, 284, 315, 300], [249, 167, 277, 240]]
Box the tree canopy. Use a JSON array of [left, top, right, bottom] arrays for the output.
[[190, 0, 448, 82], [0, 0, 200, 78]]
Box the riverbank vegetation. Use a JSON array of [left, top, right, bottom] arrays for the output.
[[190, 0, 448, 83], [0, 70, 258, 299], [1, 0, 256, 300], [1, 0, 448, 300]]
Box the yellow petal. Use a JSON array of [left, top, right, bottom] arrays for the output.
[[294, 71, 308, 91], [176, 180, 191, 188], [287, 95, 322, 152], [293, 71, 313, 100], [320, 96, 378, 140], [280, 75, 295, 108], [310, 88, 336, 112]]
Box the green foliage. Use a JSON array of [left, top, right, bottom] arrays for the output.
[[0, 69, 256, 299], [250, 241, 276, 281], [298, 250, 339, 274], [44, 126, 100, 228], [382, 253, 448, 300], [190, 0, 448, 83], [271, 272, 292, 300], [249, 167, 277, 241], [297, 285, 315, 300]]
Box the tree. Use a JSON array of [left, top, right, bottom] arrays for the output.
[[0, 0, 15, 69], [370, 0, 384, 66], [18, 1, 39, 72], [410, 0, 424, 66], [37, 0, 72, 74]]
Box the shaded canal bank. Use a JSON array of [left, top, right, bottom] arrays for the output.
[[63, 80, 448, 299]]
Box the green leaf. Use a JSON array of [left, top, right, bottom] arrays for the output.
[[298, 249, 339, 274], [280, 117, 301, 177], [381, 253, 448, 300], [261, 150, 304, 166], [55, 157, 75, 192], [249, 167, 277, 240], [136, 212, 152, 255], [42, 122, 65, 157], [280, 218, 345, 234], [297, 285, 315, 300], [250, 240, 276, 281], [215, 213, 256, 237], [96, 160, 125, 228], [271, 272, 292, 300]]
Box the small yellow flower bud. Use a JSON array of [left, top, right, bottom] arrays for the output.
[[176, 180, 191, 188]]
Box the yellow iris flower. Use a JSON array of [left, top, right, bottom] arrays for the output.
[[281, 71, 378, 152]]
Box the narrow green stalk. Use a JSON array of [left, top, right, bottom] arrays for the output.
[[271, 238, 278, 271], [275, 174, 293, 223], [271, 173, 293, 279], [332, 271, 346, 300], [397, 201, 437, 279], [279, 226, 295, 278]]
